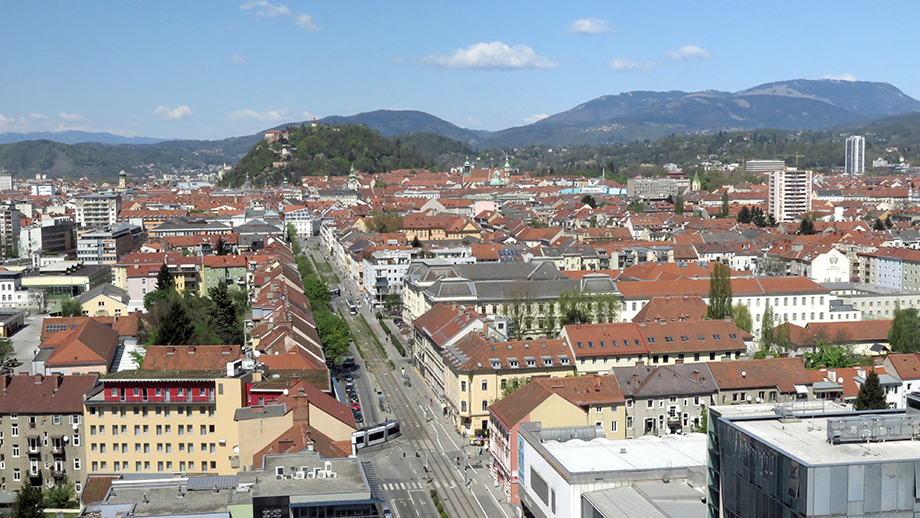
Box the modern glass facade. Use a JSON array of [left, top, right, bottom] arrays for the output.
[[709, 408, 920, 518]]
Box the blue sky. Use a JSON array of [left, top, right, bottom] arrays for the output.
[[2, 1, 918, 140]]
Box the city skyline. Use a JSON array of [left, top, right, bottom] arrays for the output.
[[3, 1, 920, 141]]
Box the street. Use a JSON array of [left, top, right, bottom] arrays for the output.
[[305, 237, 516, 518], [9, 313, 42, 373]]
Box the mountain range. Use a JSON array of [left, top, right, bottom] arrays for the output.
[[2, 79, 920, 176]]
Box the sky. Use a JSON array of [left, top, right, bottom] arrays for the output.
[[2, 1, 920, 141]]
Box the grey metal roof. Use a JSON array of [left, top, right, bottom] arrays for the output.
[[186, 475, 239, 491]]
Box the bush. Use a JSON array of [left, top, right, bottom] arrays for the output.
[[436, 502, 443, 513], [430, 489, 437, 499], [441, 512, 449, 518]]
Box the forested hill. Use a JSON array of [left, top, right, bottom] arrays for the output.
[[221, 124, 438, 188]]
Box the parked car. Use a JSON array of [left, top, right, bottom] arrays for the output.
[[382, 506, 392, 518], [351, 402, 361, 411]]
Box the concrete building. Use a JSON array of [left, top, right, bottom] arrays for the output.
[[20, 261, 111, 298], [768, 168, 813, 222], [708, 404, 920, 518], [846, 135, 866, 175], [516, 422, 707, 518], [745, 159, 786, 173], [19, 216, 76, 258], [84, 452, 382, 518], [77, 223, 146, 264], [626, 175, 690, 200], [361, 247, 419, 308], [0, 374, 98, 496], [0, 205, 20, 259], [30, 184, 56, 197], [83, 365, 248, 476], [0, 175, 11, 191], [76, 194, 122, 228]]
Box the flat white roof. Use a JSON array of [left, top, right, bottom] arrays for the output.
[[541, 433, 707, 474], [734, 417, 920, 466]]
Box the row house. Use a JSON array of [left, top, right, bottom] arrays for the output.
[[0, 374, 98, 495], [413, 304, 489, 400], [617, 277, 861, 337], [857, 247, 920, 291], [488, 375, 626, 503], [560, 319, 751, 372], [442, 333, 576, 435]]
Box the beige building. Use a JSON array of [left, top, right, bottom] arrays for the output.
[[441, 333, 576, 435], [77, 284, 129, 317], [83, 361, 248, 475]]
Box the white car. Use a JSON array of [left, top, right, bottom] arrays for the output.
[[381, 506, 392, 518]]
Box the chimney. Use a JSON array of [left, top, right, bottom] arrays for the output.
[[34, 374, 43, 385], [291, 389, 310, 423], [675, 359, 684, 364], [55, 373, 64, 391], [632, 374, 640, 387], [693, 370, 700, 382]]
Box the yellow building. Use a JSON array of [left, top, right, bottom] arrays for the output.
[[77, 284, 129, 317], [83, 357, 249, 475], [441, 334, 577, 435]]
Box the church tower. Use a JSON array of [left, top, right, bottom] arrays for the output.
[[347, 164, 360, 191], [463, 157, 471, 177], [691, 171, 701, 191]]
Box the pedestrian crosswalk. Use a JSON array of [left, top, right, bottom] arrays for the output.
[[382, 479, 475, 492], [382, 481, 425, 491]]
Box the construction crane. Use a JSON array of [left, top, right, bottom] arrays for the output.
[[778, 154, 805, 169]]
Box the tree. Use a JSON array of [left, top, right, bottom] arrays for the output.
[[731, 302, 752, 333], [383, 293, 403, 316], [303, 276, 332, 307], [760, 302, 775, 351], [0, 337, 13, 365], [888, 307, 920, 353], [11, 482, 44, 518], [410, 235, 422, 248], [798, 217, 816, 235], [209, 282, 242, 345], [719, 192, 729, 218], [287, 223, 301, 255], [803, 340, 854, 369], [154, 297, 193, 346], [155, 263, 174, 292], [314, 309, 351, 363], [873, 218, 886, 231], [706, 263, 732, 319], [855, 371, 889, 410], [674, 193, 684, 215], [627, 200, 647, 213], [695, 407, 708, 433], [60, 297, 83, 317], [737, 206, 752, 224], [501, 377, 530, 398], [215, 236, 229, 256], [367, 209, 402, 234], [580, 195, 597, 209], [44, 476, 77, 509]]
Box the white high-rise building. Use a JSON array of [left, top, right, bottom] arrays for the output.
[[768, 168, 813, 222], [845, 135, 865, 174]]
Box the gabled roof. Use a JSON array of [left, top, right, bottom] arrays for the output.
[[707, 357, 812, 393], [77, 284, 129, 305], [532, 374, 626, 406], [0, 374, 99, 413], [142, 345, 241, 371], [633, 295, 708, 323], [612, 364, 718, 399], [44, 319, 120, 368], [488, 380, 555, 429], [41, 313, 141, 340]]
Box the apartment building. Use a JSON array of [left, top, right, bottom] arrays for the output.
[[768, 168, 813, 222], [361, 247, 419, 308], [846, 135, 866, 175], [19, 216, 76, 258], [76, 223, 146, 264], [626, 175, 689, 200], [76, 194, 121, 228], [83, 359, 248, 476], [0, 374, 98, 495]]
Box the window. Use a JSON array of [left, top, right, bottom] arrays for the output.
[[73, 434, 80, 446], [482, 400, 488, 411], [460, 401, 467, 412], [11, 424, 17, 437], [460, 381, 467, 392], [481, 380, 488, 391], [13, 469, 19, 482], [12, 444, 18, 457], [646, 400, 654, 409], [73, 458, 81, 470], [626, 416, 633, 429], [611, 421, 617, 433]]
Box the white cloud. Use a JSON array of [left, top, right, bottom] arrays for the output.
[[58, 112, 85, 121], [239, 1, 290, 18], [227, 108, 294, 122], [294, 14, 318, 31], [239, 1, 319, 31], [823, 73, 857, 81], [426, 41, 558, 70], [28, 113, 48, 120], [569, 18, 611, 35], [664, 45, 711, 61], [0, 114, 13, 125], [153, 105, 193, 120], [229, 54, 248, 64], [610, 58, 656, 72], [524, 114, 549, 123]]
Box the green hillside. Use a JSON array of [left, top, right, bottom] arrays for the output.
[[221, 124, 438, 188]]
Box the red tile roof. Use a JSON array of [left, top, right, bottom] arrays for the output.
[[0, 373, 99, 413], [707, 357, 812, 393], [142, 345, 242, 371], [44, 319, 120, 369]]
